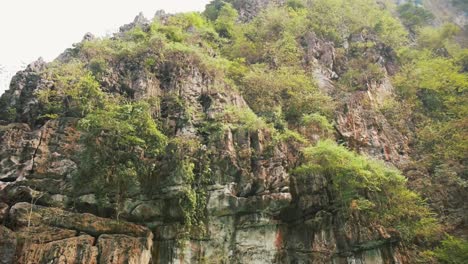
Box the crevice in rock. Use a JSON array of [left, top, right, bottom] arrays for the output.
[[0, 177, 17, 183], [92, 235, 98, 246], [29, 128, 45, 175]]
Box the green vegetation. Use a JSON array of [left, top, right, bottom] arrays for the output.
[[76, 101, 167, 219], [1, 0, 464, 258], [294, 140, 440, 242], [424, 235, 468, 264], [417, 23, 460, 53], [339, 55, 385, 91], [240, 66, 334, 124], [37, 61, 104, 119], [305, 0, 407, 46], [222, 4, 307, 66], [393, 23, 467, 173], [301, 113, 334, 138], [213, 3, 238, 38], [397, 3, 434, 31], [223, 105, 269, 132], [159, 138, 210, 232]]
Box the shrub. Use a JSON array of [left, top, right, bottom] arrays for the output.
[[214, 3, 238, 38], [76, 101, 167, 219], [225, 5, 307, 66], [306, 0, 407, 46], [223, 105, 269, 132], [339, 58, 385, 91], [301, 113, 334, 136], [417, 23, 460, 53], [204, 0, 226, 21], [37, 62, 104, 118], [397, 3, 434, 31], [294, 140, 440, 242], [241, 66, 334, 123], [425, 235, 468, 264]]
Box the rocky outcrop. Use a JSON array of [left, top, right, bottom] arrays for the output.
[[226, 0, 286, 21], [0, 8, 432, 264], [301, 28, 409, 163], [0, 50, 299, 264], [0, 69, 403, 264], [278, 171, 403, 264], [6, 202, 152, 264]]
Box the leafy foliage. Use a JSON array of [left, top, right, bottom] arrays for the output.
[[394, 26, 467, 170], [37, 62, 104, 119], [306, 0, 407, 46], [76, 101, 167, 219], [225, 5, 308, 66], [223, 105, 269, 132], [294, 140, 440, 242], [159, 138, 210, 231], [4, 0, 463, 255], [397, 3, 434, 31], [301, 113, 334, 137], [240, 65, 334, 124], [425, 235, 468, 264], [213, 3, 238, 38], [417, 23, 460, 54], [339, 56, 385, 91]]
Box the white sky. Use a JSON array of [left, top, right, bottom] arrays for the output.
[[0, 0, 212, 95]]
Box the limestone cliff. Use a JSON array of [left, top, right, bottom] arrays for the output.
[[0, 1, 466, 264]]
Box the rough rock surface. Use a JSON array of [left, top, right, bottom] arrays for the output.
[[0, 60, 403, 264], [226, 0, 286, 21], [1, 4, 460, 263], [5, 203, 152, 264]]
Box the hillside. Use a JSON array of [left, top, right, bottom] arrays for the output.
[[0, 0, 467, 263]]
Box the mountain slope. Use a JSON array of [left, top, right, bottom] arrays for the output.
[[0, 1, 466, 263]]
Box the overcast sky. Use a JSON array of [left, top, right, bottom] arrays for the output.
[[0, 0, 212, 94]]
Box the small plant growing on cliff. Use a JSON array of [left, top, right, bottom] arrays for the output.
[[294, 140, 441, 242], [423, 235, 468, 264], [397, 2, 434, 31], [240, 66, 334, 124], [37, 61, 104, 119], [223, 106, 269, 132], [156, 138, 210, 235], [75, 100, 167, 220], [213, 2, 238, 38], [301, 113, 334, 138]]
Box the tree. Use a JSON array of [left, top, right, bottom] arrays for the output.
[[397, 3, 434, 31], [394, 43, 468, 169], [214, 3, 238, 38], [428, 235, 468, 264], [306, 0, 407, 46], [294, 140, 440, 242], [76, 101, 167, 220], [417, 23, 460, 54], [241, 66, 334, 124], [37, 61, 104, 119], [203, 0, 227, 21]]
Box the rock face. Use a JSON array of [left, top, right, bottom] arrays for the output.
[[7, 203, 152, 264], [0, 6, 447, 264], [0, 63, 403, 264], [225, 0, 286, 21]]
